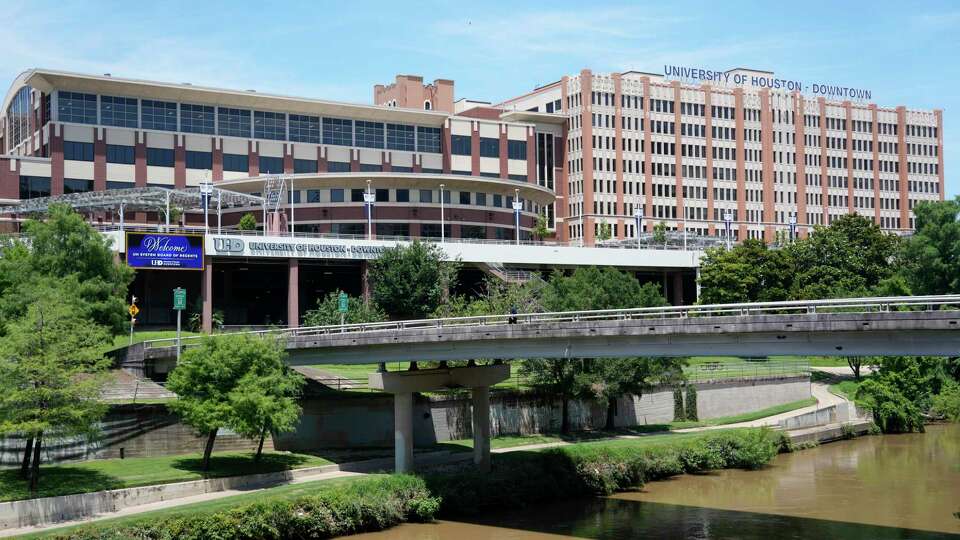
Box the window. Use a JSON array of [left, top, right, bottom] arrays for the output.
[[493, 194, 503, 207], [359, 163, 381, 172], [294, 158, 317, 173], [476, 192, 487, 206], [141, 100, 177, 131], [461, 225, 486, 239], [508, 140, 527, 160], [107, 181, 135, 190], [351, 188, 364, 202], [419, 189, 433, 203], [259, 156, 283, 174], [420, 224, 451, 238], [146, 147, 174, 167], [64, 178, 93, 194], [180, 104, 215, 134], [479, 137, 499, 158], [392, 166, 412, 173], [355, 121, 384, 148], [100, 96, 138, 128], [58, 92, 96, 124], [106, 144, 135, 164], [451, 135, 471, 155], [19, 176, 51, 199], [423, 100, 432, 111], [330, 188, 344, 202], [386, 124, 415, 151], [218, 107, 251, 137], [63, 141, 94, 161], [508, 174, 527, 182], [6, 86, 30, 148], [417, 126, 441, 153], [223, 153, 249, 172], [459, 191, 471, 205], [186, 150, 212, 169], [396, 189, 409, 202], [289, 114, 320, 143], [376, 188, 389, 202], [323, 117, 353, 146], [306, 189, 322, 202], [327, 161, 350, 172], [254, 111, 286, 140]]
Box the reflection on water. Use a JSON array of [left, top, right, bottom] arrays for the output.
[[352, 424, 960, 539]]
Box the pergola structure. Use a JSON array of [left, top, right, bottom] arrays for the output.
[[0, 186, 265, 232]]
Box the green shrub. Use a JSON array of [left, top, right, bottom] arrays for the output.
[[427, 429, 781, 516], [673, 387, 685, 421], [48, 475, 438, 540], [685, 385, 699, 421]]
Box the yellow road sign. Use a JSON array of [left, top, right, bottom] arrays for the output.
[[128, 304, 140, 317]]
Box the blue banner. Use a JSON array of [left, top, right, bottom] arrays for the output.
[[126, 233, 204, 270]]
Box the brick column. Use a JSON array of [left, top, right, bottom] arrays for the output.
[[49, 124, 64, 196], [202, 260, 213, 333], [614, 73, 625, 239], [471, 121, 480, 176], [248, 141, 260, 177], [844, 101, 855, 214], [498, 125, 508, 179], [704, 87, 715, 236], [284, 144, 294, 174], [93, 127, 106, 191], [212, 138, 223, 181], [134, 132, 147, 187], [794, 93, 808, 237], [287, 258, 299, 328], [525, 126, 536, 184], [870, 105, 881, 223], [896, 106, 909, 230], [174, 134, 186, 189], [442, 120, 452, 174], [734, 88, 747, 239]]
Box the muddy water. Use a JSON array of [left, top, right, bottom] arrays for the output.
[[352, 424, 960, 539]]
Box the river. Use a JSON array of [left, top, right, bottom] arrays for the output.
[[352, 424, 960, 539]]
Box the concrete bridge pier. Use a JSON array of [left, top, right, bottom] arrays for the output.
[[369, 364, 509, 473]]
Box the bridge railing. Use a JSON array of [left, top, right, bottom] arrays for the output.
[[140, 294, 960, 351]]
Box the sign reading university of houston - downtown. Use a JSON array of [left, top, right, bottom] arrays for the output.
[[211, 235, 390, 260], [126, 233, 205, 270], [662, 65, 873, 100]]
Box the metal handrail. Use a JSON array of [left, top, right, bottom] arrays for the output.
[[140, 294, 960, 350]]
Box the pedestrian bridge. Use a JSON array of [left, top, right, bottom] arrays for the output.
[[140, 295, 960, 364]]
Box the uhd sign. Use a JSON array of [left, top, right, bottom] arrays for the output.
[[210, 235, 388, 260]]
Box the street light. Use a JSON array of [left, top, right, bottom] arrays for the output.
[[364, 179, 375, 241], [439, 183, 445, 243], [200, 181, 213, 234], [788, 214, 798, 243], [723, 211, 734, 250], [633, 207, 644, 249], [512, 188, 523, 245]]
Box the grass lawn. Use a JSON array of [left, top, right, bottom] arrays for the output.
[[830, 379, 864, 401], [669, 397, 818, 429], [313, 361, 530, 392], [18, 474, 371, 539], [0, 450, 332, 503]]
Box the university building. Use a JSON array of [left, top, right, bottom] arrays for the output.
[[0, 67, 944, 328]]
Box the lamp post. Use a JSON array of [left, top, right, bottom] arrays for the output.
[[512, 188, 522, 246], [439, 183, 445, 243], [200, 181, 213, 234], [788, 214, 797, 243], [723, 211, 734, 250], [364, 179, 375, 241], [633, 207, 644, 249]]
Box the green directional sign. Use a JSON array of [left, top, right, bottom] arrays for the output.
[[173, 288, 187, 311], [338, 292, 349, 313]]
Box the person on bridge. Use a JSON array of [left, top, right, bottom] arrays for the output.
[[508, 306, 518, 325]]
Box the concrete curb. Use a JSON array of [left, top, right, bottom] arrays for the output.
[[0, 450, 456, 531]]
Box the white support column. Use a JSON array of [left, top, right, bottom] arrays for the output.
[[394, 392, 414, 473], [472, 385, 491, 473]]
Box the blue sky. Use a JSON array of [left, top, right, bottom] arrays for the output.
[[3, 0, 957, 197]]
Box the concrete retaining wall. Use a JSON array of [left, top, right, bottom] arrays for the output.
[[277, 375, 811, 449], [0, 405, 270, 466]]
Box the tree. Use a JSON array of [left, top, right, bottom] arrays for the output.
[[597, 220, 612, 242], [303, 291, 386, 326], [227, 340, 305, 461], [854, 356, 947, 433], [685, 384, 698, 421], [525, 267, 678, 431], [901, 197, 960, 295], [0, 279, 110, 491], [533, 214, 550, 241], [0, 204, 133, 335], [697, 239, 794, 304], [788, 214, 901, 299], [167, 334, 293, 470], [848, 357, 864, 380], [237, 213, 258, 231], [653, 221, 668, 247], [369, 241, 458, 320], [438, 277, 544, 318]]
